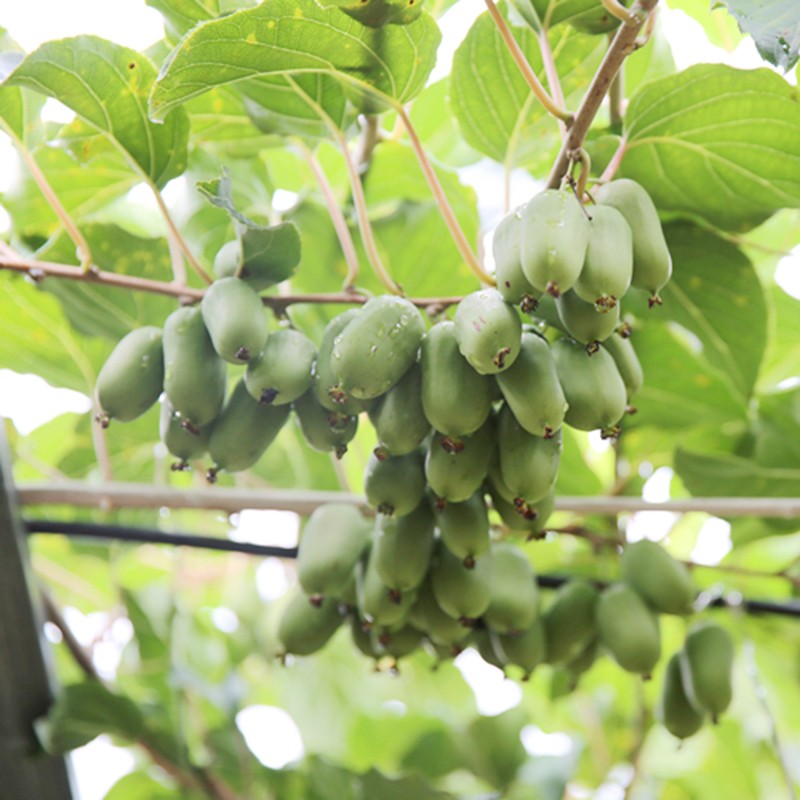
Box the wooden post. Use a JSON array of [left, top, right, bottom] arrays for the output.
[[0, 425, 75, 798]]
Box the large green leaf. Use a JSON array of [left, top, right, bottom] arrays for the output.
[[621, 64, 800, 230], [660, 224, 768, 399], [37, 223, 176, 341], [674, 447, 800, 497], [718, 0, 800, 71], [450, 9, 604, 168], [665, 0, 744, 52], [36, 681, 145, 754], [753, 385, 800, 468], [0, 144, 138, 240], [0, 29, 46, 145], [626, 323, 749, 431], [149, 0, 441, 120], [147, 0, 258, 39], [4, 36, 189, 187]]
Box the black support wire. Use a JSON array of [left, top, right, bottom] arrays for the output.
[[24, 518, 800, 620]]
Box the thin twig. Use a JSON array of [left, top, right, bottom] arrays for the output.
[[483, 0, 573, 123], [546, 0, 660, 190], [7, 135, 93, 270], [149, 182, 213, 285], [40, 587, 101, 680], [0, 250, 463, 307], [292, 138, 362, 291], [602, 0, 638, 24], [284, 76, 402, 295], [354, 115, 381, 171], [394, 105, 494, 286], [538, 28, 569, 137], [598, 136, 628, 183]]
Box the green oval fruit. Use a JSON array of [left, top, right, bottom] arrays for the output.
[[213, 225, 300, 290], [375, 624, 425, 660], [680, 623, 734, 720], [596, 583, 661, 675], [542, 579, 599, 664], [373, 499, 436, 594], [658, 652, 705, 740], [473, 628, 507, 670], [454, 288, 522, 374], [574, 204, 633, 308], [498, 618, 548, 677], [420, 321, 494, 438], [368, 362, 430, 457], [159, 398, 212, 469], [490, 486, 555, 538], [200, 277, 268, 363], [212, 239, 241, 280], [245, 328, 316, 406], [277, 589, 343, 656], [430, 544, 493, 622], [408, 578, 472, 648], [594, 179, 672, 302], [519, 190, 590, 297], [313, 310, 372, 414], [438, 491, 491, 566], [206, 380, 290, 478], [483, 543, 538, 634], [350, 615, 382, 660], [296, 503, 372, 601], [96, 326, 164, 425], [333, 295, 426, 400], [358, 549, 417, 629], [363, 449, 426, 517], [497, 403, 562, 509], [425, 416, 495, 504], [621, 540, 695, 615], [567, 0, 624, 35], [555, 289, 621, 345], [496, 331, 567, 437], [163, 306, 227, 430], [293, 390, 358, 458], [493, 208, 541, 310], [551, 337, 627, 432], [601, 332, 643, 401]]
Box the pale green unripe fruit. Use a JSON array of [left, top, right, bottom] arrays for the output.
[[680, 623, 734, 720], [621, 540, 695, 615]]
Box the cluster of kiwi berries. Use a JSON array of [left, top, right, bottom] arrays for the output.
[[94, 177, 733, 738], [283, 523, 734, 741]]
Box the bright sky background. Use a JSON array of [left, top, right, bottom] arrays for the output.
[[0, 2, 796, 797]]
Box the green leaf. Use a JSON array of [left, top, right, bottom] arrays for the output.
[[450, 10, 604, 168], [149, 0, 441, 120], [0, 274, 106, 393], [5, 36, 189, 187], [319, 0, 426, 27], [621, 64, 800, 230], [36, 224, 176, 341], [760, 285, 800, 389], [0, 29, 45, 145], [660, 223, 768, 399], [626, 323, 749, 431], [104, 771, 177, 800], [664, 0, 744, 52], [197, 170, 302, 283], [674, 447, 800, 497], [36, 682, 145, 754], [147, 0, 258, 40], [0, 144, 138, 239], [753, 384, 800, 468], [717, 0, 800, 71]]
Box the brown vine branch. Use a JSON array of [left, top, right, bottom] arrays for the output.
[[292, 137, 362, 291], [355, 114, 381, 171], [546, 0, 659, 190], [0, 250, 463, 308], [483, 0, 573, 123]]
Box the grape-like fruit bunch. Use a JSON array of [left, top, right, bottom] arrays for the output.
[[94, 179, 735, 735]]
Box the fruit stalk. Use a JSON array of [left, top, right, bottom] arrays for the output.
[[545, 0, 660, 190]]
